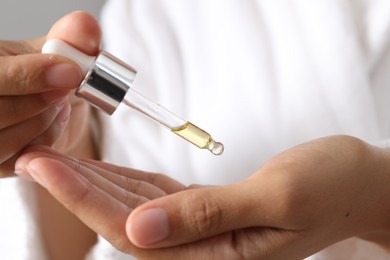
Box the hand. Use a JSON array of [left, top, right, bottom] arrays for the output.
[[15, 145, 187, 259], [0, 11, 101, 176], [15, 136, 390, 259]]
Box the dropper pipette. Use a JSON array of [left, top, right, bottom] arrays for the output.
[[42, 39, 224, 155]]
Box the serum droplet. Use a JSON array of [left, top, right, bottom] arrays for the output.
[[210, 142, 224, 155], [207, 140, 224, 156]]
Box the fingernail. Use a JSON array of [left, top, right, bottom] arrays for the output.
[[25, 163, 46, 188], [14, 169, 35, 182], [55, 97, 67, 109], [128, 208, 170, 246], [46, 63, 83, 88], [57, 102, 71, 123]]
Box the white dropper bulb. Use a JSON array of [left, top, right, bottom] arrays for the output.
[[42, 39, 95, 75]]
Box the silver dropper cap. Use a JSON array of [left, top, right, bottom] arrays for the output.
[[76, 50, 137, 115], [42, 39, 137, 115]]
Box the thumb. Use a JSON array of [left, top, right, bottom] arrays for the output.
[[126, 182, 260, 249]]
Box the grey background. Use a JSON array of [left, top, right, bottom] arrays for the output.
[[0, 0, 106, 40]]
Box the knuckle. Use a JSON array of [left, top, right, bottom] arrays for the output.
[[148, 172, 163, 186], [126, 178, 142, 194], [124, 190, 136, 206], [64, 179, 93, 211], [123, 190, 148, 207], [184, 192, 223, 236], [18, 40, 37, 54], [4, 60, 42, 93], [6, 63, 27, 88]]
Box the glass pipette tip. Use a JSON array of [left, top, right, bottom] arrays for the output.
[[123, 88, 224, 155]]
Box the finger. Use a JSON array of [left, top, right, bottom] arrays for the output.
[[76, 161, 168, 200], [0, 103, 65, 164], [83, 159, 186, 194], [0, 37, 45, 56], [126, 182, 263, 249], [47, 11, 101, 56], [16, 146, 168, 200], [0, 54, 83, 95], [0, 102, 69, 177], [0, 91, 68, 129], [29, 102, 72, 146], [25, 37, 46, 53], [50, 97, 90, 153], [24, 157, 136, 252], [51, 157, 151, 207]]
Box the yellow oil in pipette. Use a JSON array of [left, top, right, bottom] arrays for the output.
[[172, 122, 224, 155]]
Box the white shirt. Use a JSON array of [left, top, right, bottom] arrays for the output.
[[95, 0, 390, 259], [100, 0, 390, 183]]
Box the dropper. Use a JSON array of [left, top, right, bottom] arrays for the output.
[[42, 39, 224, 155]]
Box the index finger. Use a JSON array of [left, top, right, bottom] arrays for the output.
[[0, 53, 82, 95], [0, 37, 45, 56]]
